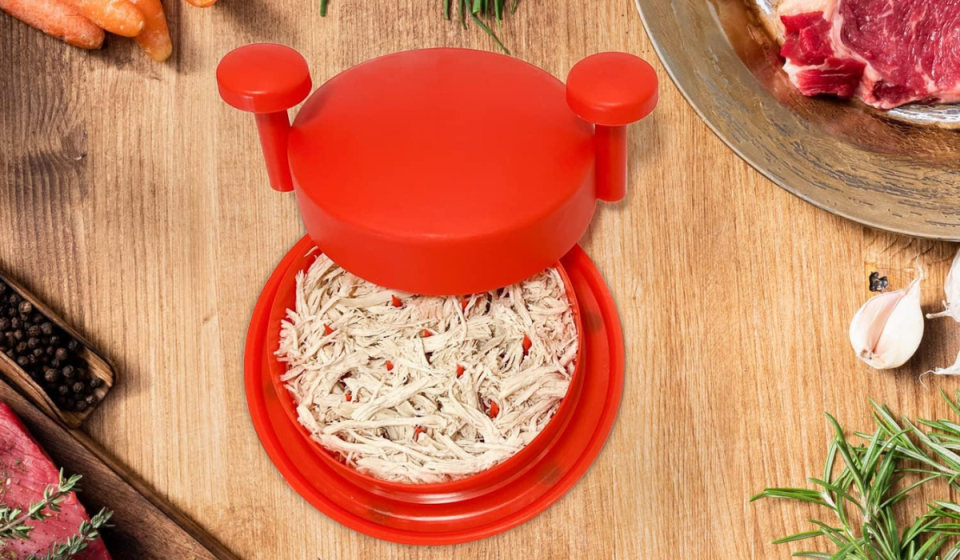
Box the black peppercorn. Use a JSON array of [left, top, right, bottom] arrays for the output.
[[0, 318, 8, 331], [75, 400, 87, 412], [5, 308, 14, 318], [32, 348, 42, 358], [44, 369, 59, 383], [39, 322, 53, 336], [26, 337, 39, 349], [71, 382, 84, 393], [29, 313, 42, 325], [0, 284, 5, 295], [67, 339, 78, 352], [16, 356, 28, 367], [16, 301, 30, 316], [26, 355, 35, 365], [26, 325, 40, 338], [49, 359, 60, 368], [54, 348, 67, 361], [62, 365, 75, 379], [84, 395, 97, 405], [8, 294, 19, 305], [15, 342, 26, 353], [57, 385, 69, 396], [11, 329, 21, 341], [9, 318, 19, 330], [48, 335, 60, 346], [89, 378, 101, 389]]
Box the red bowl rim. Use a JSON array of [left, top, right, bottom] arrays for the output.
[[264, 247, 586, 499]]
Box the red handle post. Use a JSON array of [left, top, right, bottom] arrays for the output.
[[217, 44, 312, 193], [566, 53, 659, 203]]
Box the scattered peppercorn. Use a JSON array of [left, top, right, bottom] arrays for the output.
[[869, 271, 890, 292]]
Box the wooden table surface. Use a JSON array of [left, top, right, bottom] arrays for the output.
[[2, 1, 959, 558]]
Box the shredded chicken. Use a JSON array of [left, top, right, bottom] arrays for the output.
[[276, 253, 578, 484]]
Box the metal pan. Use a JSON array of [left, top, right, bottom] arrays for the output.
[[634, 0, 960, 239]]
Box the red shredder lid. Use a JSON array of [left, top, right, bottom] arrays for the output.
[[218, 45, 658, 295]]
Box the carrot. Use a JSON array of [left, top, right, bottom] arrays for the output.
[[0, 0, 104, 49], [66, 0, 144, 37], [183, 0, 216, 7], [128, 0, 170, 62]]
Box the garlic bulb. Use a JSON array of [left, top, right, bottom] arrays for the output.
[[927, 248, 960, 321], [849, 267, 924, 370]]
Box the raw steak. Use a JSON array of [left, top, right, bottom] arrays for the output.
[[778, 0, 960, 109], [0, 403, 110, 560]]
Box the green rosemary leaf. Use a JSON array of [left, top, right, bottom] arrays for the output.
[[774, 530, 826, 544], [468, 9, 509, 54], [511, 0, 519, 14], [793, 554, 832, 559], [750, 488, 829, 506], [445, 0, 451, 19], [320, 0, 328, 16]]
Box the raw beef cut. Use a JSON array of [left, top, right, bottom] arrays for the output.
[[0, 403, 110, 559], [778, 0, 960, 109]]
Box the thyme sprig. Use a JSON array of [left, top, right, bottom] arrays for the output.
[[0, 469, 113, 560], [320, 1, 519, 54], [0, 470, 80, 541], [25, 508, 113, 560], [752, 391, 960, 559]]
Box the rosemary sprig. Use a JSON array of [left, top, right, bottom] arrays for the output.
[[752, 391, 960, 559], [320, 1, 517, 54], [0, 469, 113, 560]]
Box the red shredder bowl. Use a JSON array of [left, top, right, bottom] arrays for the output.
[[264, 247, 586, 503], [222, 44, 656, 544]]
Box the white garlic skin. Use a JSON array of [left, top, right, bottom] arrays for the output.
[[849, 272, 924, 370]]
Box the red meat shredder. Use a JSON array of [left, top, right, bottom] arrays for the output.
[[218, 43, 658, 545]]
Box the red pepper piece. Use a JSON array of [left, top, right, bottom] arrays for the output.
[[323, 324, 334, 336], [456, 364, 465, 378], [345, 391, 352, 402], [414, 426, 425, 439], [421, 329, 433, 338], [522, 334, 532, 356], [488, 401, 500, 419], [385, 360, 394, 372], [391, 295, 402, 308]]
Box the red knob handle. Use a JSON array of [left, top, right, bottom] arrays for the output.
[[566, 53, 658, 202], [217, 43, 312, 192]]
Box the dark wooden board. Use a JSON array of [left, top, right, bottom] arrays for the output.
[[0, 377, 237, 560]]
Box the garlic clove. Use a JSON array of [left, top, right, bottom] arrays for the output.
[[928, 248, 960, 321], [850, 267, 924, 370]]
